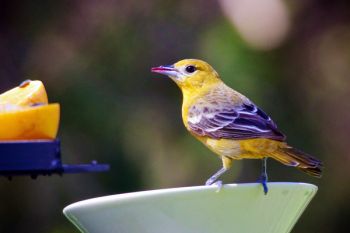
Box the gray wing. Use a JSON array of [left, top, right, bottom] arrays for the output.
[[188, 101, 286, 141]]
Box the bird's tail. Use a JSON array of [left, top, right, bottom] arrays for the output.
[[270, 145, 323, 177]]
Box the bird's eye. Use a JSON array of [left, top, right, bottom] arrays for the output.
[[185, 65, 196, 73]]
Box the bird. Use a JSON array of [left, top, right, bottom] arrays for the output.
[[151, 59, 323, 194]]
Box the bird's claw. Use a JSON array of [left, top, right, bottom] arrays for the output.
[[205, 178, 215, 186], [258, 173, 268, 195], [261, 180, 268, 195], [205, 179, 223, 192], [214, 180, 223, 192]]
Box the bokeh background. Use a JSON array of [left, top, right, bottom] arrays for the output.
[[0, 0, 349, 232]]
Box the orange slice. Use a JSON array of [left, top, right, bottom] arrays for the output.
[[0, 80, 60, 140], [0, 80, 48, 107], [0, 104, 60, 140]]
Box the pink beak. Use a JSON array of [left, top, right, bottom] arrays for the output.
[[151, 65, 178, 77]]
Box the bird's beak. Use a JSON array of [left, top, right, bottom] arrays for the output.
[[151, 65, 178, 77]]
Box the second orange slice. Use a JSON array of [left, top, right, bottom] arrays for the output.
[[0, 80, 48, 107]]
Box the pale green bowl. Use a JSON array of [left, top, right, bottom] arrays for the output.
[[63, 182, 317, 233]]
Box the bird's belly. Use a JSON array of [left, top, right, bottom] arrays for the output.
[[198, 137, 279, 159], [203, 138, 243, 159]]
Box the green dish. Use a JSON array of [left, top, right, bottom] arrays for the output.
[[63, 182, 317, 233]]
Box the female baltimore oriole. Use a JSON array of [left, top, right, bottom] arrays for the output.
[[151, 59, 322, 194]]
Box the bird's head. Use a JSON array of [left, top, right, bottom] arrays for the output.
[[151, 59, 221, 93]]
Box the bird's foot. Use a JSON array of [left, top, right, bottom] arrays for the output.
[[214, 180, 223, 192], [205, 179, 223, 192], [258, 173, 268, 195], [205, 177, 216, 186]]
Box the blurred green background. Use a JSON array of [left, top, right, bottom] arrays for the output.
[[0, 0, 349, 232]]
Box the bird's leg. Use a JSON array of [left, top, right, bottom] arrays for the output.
[[259, 157, 268, 195], [205, 157, 232, 191], [205, 167, 227, 186]]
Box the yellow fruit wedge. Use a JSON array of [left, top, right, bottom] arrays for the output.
[[0, 80, 48, 107], [0, 103, 60, 140]]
